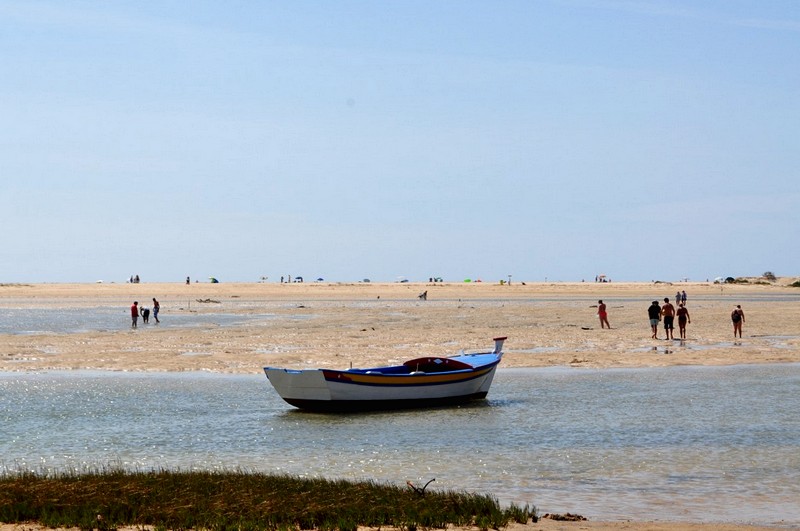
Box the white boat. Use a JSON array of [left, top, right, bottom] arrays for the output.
[[264, 337, 506, 412]]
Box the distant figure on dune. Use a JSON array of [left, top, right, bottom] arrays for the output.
[[731, 305, 745, 338], [131, 301, 139, 329], [597, 300, 610, 329]]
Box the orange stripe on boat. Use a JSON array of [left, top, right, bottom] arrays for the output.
[[322, 366, 494, 385]]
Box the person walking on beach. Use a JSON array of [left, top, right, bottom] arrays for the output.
[[731, 305, 745, 338], [661, 297, 675, 340], [597, 300, 611, 329], [648, 300, 661, 339], [676, 303, 691, 339], [152, 298, 160, 324], [681, 290, 687, 305], [130, 301, 139, 329], [141, 305, 150, 324]]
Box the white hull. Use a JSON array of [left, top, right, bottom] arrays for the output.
[[264, 365, 498, 402], [263, 337, 506, 412]]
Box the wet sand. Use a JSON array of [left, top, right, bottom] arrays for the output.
[[1, 281, 798, 373]]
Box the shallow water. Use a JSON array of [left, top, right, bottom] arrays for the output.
[[0, 307, 272, 334], [2, 365, 798, 526]]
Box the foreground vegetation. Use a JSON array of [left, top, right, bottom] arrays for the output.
[[0, 469, 536, 531]]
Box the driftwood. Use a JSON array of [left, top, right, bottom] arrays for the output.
[[543, 513, 587, 521]]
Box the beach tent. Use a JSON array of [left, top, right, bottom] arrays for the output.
[[209, 277, 219, 283]]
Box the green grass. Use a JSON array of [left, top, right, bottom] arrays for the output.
[[0, 469, 537, 531]]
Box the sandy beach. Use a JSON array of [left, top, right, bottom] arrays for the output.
[[2, 281, 799, 531], [1, 281, 799, 374]]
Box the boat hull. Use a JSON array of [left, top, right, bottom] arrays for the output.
[[264, 361, 499, 412], [280, 391, 491, 412], [264, 337, 506, 412]]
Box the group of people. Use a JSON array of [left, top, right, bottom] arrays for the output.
[[675, 290, 688, 305], [648, 298, 691, 340], [130, 298, 160, 328], [598, 295, 745, 340]]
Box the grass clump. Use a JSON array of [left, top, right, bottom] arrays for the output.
[[0, 469, 537, 530]]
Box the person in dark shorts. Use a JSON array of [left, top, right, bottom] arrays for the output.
[[661, 297, 676, 340], [648, 300, 661, 339], [676, 303, 691, 339]]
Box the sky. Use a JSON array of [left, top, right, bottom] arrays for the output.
[[1, 0, 798, 283]]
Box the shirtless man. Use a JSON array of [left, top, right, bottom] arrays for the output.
[[661, 297, 676, 340], [676, 303, 691, 339]]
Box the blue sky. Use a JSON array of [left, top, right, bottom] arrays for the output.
[[1, 0, 798, 283]]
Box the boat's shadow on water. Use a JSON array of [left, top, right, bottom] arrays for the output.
[[272, 397, 517, 419]]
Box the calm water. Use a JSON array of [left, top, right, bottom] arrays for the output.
[[2, 366, 798, 526], [0, 307, 274, 334]]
